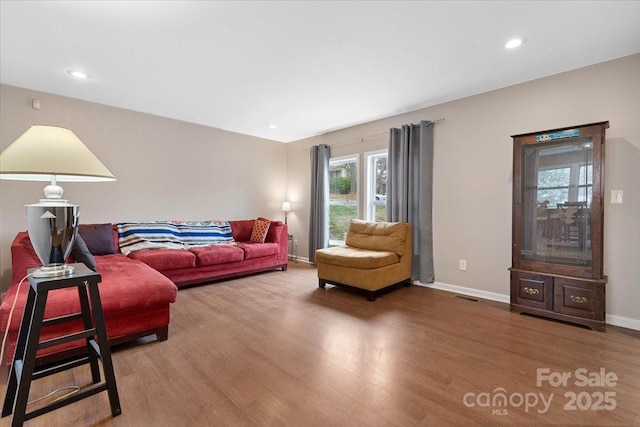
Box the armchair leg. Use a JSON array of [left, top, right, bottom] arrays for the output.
[[319, 279, 326, 289]]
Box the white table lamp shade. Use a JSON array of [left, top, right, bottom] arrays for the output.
[[0, 125, 115, 184], [0, 125, 116, 276]]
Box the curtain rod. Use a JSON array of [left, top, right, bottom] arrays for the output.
[[307, 118, 445, 150]]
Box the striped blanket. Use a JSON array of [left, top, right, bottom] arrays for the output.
[[117, 221, 235, 255]]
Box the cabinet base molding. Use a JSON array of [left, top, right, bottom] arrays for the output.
[[510, 303, 606, 332]]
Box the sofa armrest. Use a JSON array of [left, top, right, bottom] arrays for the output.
[[10, 232, 42, 283], [264, 220, 286, 244], [263, 220, 288, 264]]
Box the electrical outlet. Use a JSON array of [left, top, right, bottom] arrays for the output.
[[459, 260, 467, 271], [294, 239, 298, 245]]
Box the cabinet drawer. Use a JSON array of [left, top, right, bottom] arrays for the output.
[[553, 278, 605, 320], [511, 272, 553, 310]]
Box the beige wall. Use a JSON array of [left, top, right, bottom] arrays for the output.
[[0, 85, 286, 290], [285, 54, 640, 327]]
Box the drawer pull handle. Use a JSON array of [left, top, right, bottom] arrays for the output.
[[523, 287, 539, 295], [569, 295, 588, 304]]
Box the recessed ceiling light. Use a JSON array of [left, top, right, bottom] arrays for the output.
[[505, 38, 524, 49], [269, 124, 277, 129], [67, 69, 91, 79]]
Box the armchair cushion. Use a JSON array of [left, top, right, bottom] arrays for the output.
[[345, 219, 407, 255], [315, 246, 399, 269]]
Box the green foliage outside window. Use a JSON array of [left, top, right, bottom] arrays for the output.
[[330, 176, 351, 195]]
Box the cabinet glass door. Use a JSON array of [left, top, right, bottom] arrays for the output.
[[520, 137, 593, 267]]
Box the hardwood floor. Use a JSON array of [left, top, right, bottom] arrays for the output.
[[2, 262, 639, 426]]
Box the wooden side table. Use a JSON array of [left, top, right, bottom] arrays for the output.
[[2, 263, 121, 426]]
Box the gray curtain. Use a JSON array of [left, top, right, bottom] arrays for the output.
[[309, 144, 330, 263], [388, 121, 434, 283]]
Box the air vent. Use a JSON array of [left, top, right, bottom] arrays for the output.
[[455, 295, 479, 302]]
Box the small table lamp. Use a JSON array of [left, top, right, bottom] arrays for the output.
[[281, 201, 291, 225], [0, 125, 116, 277]]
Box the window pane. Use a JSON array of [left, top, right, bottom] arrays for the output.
[[366, 152, 387, 221], [577, 164, 593, 204], [329, 156, 358, 243], [538, 188, 569, 206], [537, 167, 570, 206], [578, 165, 593, 185]]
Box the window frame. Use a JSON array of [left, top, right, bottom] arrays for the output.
[[365, 149, 388, 222]]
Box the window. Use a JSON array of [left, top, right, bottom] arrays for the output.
[[329, 155, 358, 245], [537, 164, 593, 207], [577, 164, 593, 204], [537, 167, 570, 206], [365, 150, 387, 222]]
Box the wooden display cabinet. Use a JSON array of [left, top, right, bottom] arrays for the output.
[[509, 122, 608, 331]]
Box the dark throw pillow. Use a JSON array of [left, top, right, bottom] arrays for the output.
[[71, 234, 97, 271], [79, 223, 117, 255]]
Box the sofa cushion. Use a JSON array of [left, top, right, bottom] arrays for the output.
[[345, 219, 408, 256], [250, 218, 270, 243], [229, 220, 254, 242], [128, 249, 196, 271], [236, 242, 279, 260], [315, 246, 400, 269], [79, 223, 118, 255], [258, 217, 285, 242], [71, 234, 97, 271], [189, 245, 244, 267], [93, 254, 178, 310]]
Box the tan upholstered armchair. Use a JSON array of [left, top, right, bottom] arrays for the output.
[[315, 219, 413, 301]]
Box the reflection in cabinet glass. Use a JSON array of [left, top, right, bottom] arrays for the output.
[[510, 122, 608, 331]]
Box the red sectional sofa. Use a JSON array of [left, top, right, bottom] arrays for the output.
[[0, 218, 288, 365]]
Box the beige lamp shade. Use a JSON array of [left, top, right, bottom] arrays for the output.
[[281, 201, 291, 212], [1, 125, 116, 276], [0, 125, 116, 182]]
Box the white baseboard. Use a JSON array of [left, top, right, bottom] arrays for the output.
[[605, 314, 640, 331], [416, 280, 510, 304], [415, 280, 639, 331]]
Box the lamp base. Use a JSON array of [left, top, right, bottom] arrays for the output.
[[32, 264, 75, 278]]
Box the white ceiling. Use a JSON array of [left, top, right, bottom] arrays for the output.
[[1, 1, 639, 143]]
